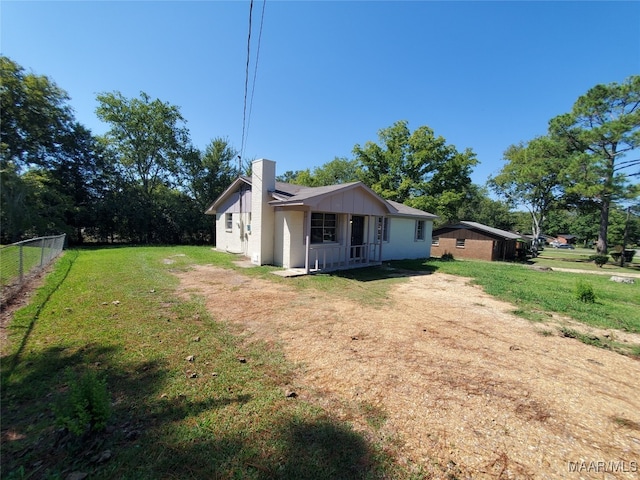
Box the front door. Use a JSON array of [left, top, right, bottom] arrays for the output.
[[350, 215, 364, 258]]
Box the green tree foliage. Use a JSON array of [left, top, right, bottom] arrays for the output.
[[96, 91, 193, 243], [96, 91, 190, 197], [0, 56, 73, 169], [353, 120, 478, 222], [0, 56, 98, 242], [489, 135, 567, 249], [549, 75, 640, 254], [276, 158, 361, 187], [455, 184, 516, 230], [183, 138, 239, 242]]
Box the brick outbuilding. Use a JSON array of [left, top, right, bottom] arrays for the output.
[[431, 221, 529, 261]]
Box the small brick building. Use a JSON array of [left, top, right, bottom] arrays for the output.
[[431, 221, 528, 261]]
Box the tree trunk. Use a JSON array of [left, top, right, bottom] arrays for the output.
[[596, 199, 610, 254], [596, 153, 616, 255]]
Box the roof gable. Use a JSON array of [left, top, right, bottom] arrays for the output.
[[204, 177, 251, 215]]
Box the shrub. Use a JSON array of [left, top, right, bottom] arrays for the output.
[[440, 252, 454, 261], [589, 254, 609, 268], [575, 280, 596, 303], [54, 368, 111, 436]]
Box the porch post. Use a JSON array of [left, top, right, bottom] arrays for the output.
[[304, 210, 311, 274], [347, 214, 352, 267], [305, 234, 310, 273], [378, 217, 384, 262], [366, 215, 371, 263]]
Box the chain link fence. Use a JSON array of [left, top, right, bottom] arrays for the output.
[[0, 234, 66, 305]]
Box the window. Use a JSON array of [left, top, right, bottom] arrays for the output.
[[432, 236, 439, 246], [415, 220, 425, 241], [377, 217, 390, 242], [456, 238, 465, 248], [225, 213, 233, 231], [311, 213, 337, 243]]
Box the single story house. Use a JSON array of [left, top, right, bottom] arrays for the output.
[[555, 234, 577, 246], [205, 159, 437, 273], [431, 221, 530, 261]]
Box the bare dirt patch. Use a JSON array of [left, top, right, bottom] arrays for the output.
[[175, 266, 640, 479]]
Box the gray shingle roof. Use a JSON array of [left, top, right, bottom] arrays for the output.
[[435, 221, 524, 240]]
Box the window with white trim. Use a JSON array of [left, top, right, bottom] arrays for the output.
[[225, 213, 233, 231], [415, 220, 425, 241], [432, 236, 439, 246], [456, 238, 466, 248], [311, 213, 337, 243], [377, 217, 390, 242]]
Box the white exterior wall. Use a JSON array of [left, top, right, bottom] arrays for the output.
[[215, 211, 251, 255], [382, 217, 433, 260], [281, 210, 305, 268], [274, 210, 285, 267]]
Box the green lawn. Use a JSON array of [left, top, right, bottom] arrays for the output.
[[2, 245, 639, 479], [534, 246, 640, 273], [0, 244, 46, 288], [1, 247, 404, 480]]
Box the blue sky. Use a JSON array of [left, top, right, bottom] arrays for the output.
[[2, 1, 639, 185]]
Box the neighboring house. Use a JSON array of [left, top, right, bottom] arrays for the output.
[[205, 159, 437, 273], [555, 234, 577, 245], [431, 221, 530, 261]]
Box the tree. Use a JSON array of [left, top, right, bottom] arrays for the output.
[[455, 184, 517, 231], [275, 158, 361, 187], [96, 91, 192, 243], [182, 138, 238, 242], [0, 55, 73, 169], [549, 75, 640, 254], [307, 157, 362, 186], [0, 56, 104, 243], [489, 136, 567, 250], [96, 91, 190, 197], [353, 120, 477, 221]]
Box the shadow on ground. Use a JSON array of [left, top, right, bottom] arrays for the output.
[[1, 343, 390, 479]]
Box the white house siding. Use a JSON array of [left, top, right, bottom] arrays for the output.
[[382, 217, 433, 261], [314, 189, 388, 216], [282, 210, 305, 268], [215, 211, 251, 255]]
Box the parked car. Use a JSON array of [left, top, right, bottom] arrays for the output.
[[556, 244, 575, 249]]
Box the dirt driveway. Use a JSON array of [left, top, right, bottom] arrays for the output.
[[175, 265, 640, 479]]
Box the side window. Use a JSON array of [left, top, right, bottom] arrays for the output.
[[225, 213, 233, 231], [415, 220, 425, 241], [377, 217, 390, 242], [432, 236, 439, 246], [456, 238, 465, 248]]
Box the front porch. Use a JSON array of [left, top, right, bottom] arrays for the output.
[[306, 242, 382, 273]]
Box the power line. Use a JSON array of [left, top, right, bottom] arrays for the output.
[[239, 0, 253, 167], [240, 0, 266, 169], [245, 0, 266, 160]]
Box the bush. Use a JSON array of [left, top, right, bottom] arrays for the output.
[[590, 254, 609, 267], [440, 252, 455, 261], [54, 368, 111, 436], [575, 280, 596, 303]]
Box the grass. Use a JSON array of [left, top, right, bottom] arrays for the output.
[[1, 246, 406, 480], [2, 245, 639, 478], [0, 244, 48, 288], [391, 256, 640, 339], [534, 246, 640, 273]]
